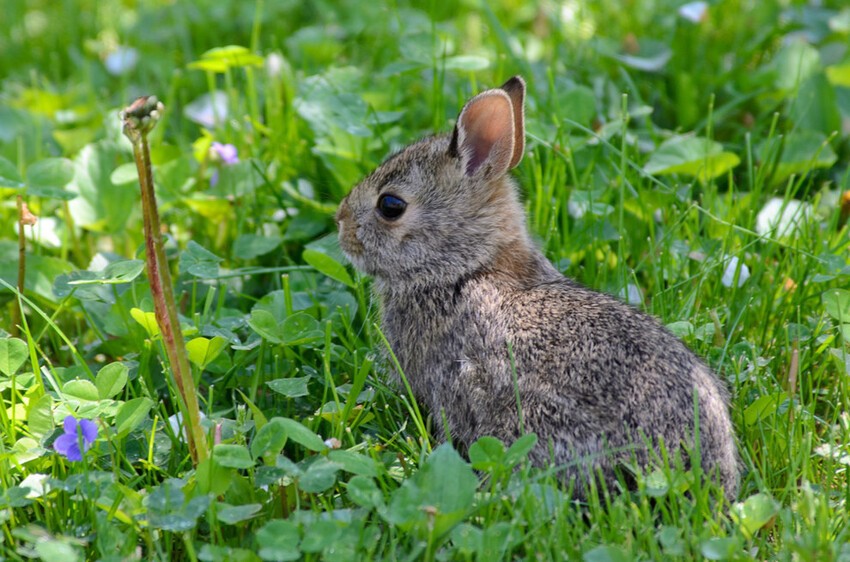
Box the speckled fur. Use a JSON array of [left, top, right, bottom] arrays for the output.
[[336, 78, 739, 500]]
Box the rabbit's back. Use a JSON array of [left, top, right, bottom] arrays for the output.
[[397, 265, 739, 499]]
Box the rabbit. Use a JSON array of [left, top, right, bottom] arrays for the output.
[[335, 76, 739, 500]]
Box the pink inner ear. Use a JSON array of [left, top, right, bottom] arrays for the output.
[[459, 93, 514, 177]]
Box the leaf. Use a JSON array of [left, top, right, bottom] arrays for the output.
[[109, 162, 139, 185], [298, 457, 341, 493], [0, 156, 25, 189], [12, 437, 42, 465], [145, 479, 211, 532], [759, 131, 837, 185], [302, 249, 355, 288], [266, 376, 310, 398], [95, 362, 129, 399], [251, 420, 289, 460], [823, 289, 850, 323], [743, 392, 788, 426], [130, 308, 160, 338], [385, 443, 478, 537], [186, 336, 229, 370], [26, 158, 76, 199], [183, 196, 232, 222], [280, 313, 324, 346], [115, 397, 154, 436], [731, 493, 779, 539], [826, 62, 850, 87], [0, 242, 74, 302], [247, 309, 283, 343], [504, 433, 538, 466], [303, 233, 355, 287], [347, 475, 383, 508], [196, 457, 234, 496], [63, 379, 99, 402], [0, 337, 28, 376], [100, 260, 145, 284], [26, 394, 53, 438], [270, 417, 326, 452], [300, 519, 344, 554], [67, 141, 138, 233], [233, 234, 284, 260], [256, 519, 301, 562], [237, 389, 268, 429], [644, 136, 740, 183], [213, 444, 255, 469], [35, 541, 82, 562], [468, 436, 506, 472], [665, 321, 694, 338], [451, 523, 483, 554], [583, 545, 632, 562], [328, 449, 379, 477], [295, 69, 371, 138], [248, 310, 323, 347], [699, 537, 740, 561], [188, 45, 265, 73], [215, 502, 262, 525], [772, 39, 821, 91], [179, 241, 223, 278], [789, 74, 840, 137], [419, 444, 478, 516]]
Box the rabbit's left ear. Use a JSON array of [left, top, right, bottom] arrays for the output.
[[500, 76, 526, 169], [449, 76, 526, 177], [450, 88, 515, 178]]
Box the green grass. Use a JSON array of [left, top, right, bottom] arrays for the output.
[[2, 0, 850, 560]]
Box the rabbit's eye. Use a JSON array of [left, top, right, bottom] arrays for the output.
[[377, 194, 407, 220]]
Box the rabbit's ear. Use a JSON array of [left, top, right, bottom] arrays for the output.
[[500, 76, 526, 169], [449, 89, 515, 177]]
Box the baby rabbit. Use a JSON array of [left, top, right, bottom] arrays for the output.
[[336, 76, 738, 500]]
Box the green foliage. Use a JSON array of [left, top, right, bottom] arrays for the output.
[[1, 0, 850, 559]]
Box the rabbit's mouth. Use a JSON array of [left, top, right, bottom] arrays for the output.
[[338, 224, 363, 253], [335, 200, 364, 255], [336, 218, 366, 268]]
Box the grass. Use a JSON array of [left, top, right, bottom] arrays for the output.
[[1, 0, 850, 560]]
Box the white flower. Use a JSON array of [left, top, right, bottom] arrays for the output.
[[755, 197, 812, 238], [678, 2, 708, 23], [721, 256, 750, 288], [183, 92, 229, 129], [104, 47, 139, 76], [20, 473, 49, 499], [620, 284, 643, 305], [168, 411, 207, 440], [266, 52, 285, 78]]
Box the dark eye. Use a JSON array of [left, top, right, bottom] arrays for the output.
[[377, 193, 407, 220]]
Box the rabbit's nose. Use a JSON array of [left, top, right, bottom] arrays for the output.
[[335, 198, 351, 225]]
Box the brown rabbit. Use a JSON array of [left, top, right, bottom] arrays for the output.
[[336, 76, 739, 499]]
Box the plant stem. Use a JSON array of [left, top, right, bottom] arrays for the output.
[[122, 97, 209, 466], [12, 195, 25, 338]]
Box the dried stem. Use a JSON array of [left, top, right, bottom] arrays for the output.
[[121, 96, 209, 465]]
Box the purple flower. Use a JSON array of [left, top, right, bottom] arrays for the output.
[[209, 142, 239, 187], [54, 416, 98, 461], [211, 142, 239, 165]]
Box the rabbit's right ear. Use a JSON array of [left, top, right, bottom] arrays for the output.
[[449, 89, 515, 178], [500, 76, 526, 169]]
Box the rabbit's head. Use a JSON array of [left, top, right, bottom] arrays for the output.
[[336, 77, 530, 288]]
